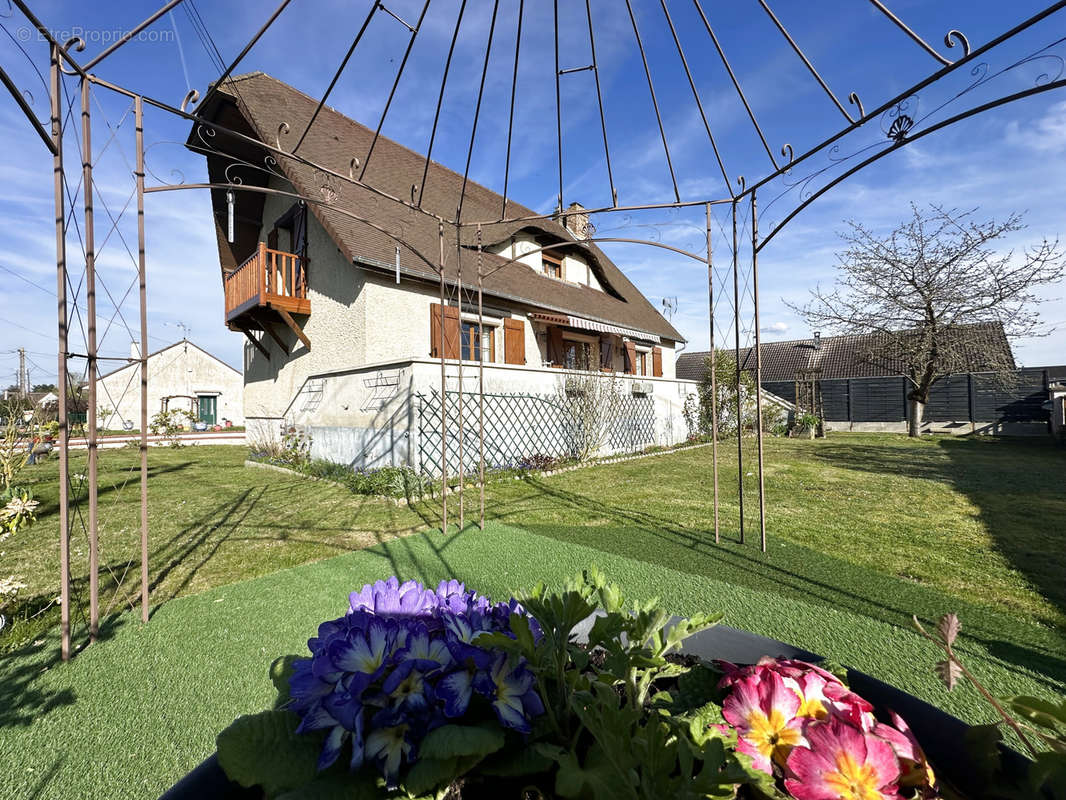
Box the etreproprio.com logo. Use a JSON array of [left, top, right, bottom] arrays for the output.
[[16, 26, 176, 45]]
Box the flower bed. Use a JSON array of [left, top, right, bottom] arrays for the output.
[[181, 571, 1060, 800]]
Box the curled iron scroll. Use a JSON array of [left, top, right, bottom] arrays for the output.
[[59, 36, 85, 76], [944, 30, 971, 59], [848, 92, 865, 119], [181, 89, 200, 113]]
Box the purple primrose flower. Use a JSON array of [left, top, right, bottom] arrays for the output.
[[288, 576, 544, 787]]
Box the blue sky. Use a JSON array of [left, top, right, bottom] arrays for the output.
[[1, 0, 1064, 388]]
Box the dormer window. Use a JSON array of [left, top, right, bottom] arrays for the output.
[[542, 252, 563, 279]]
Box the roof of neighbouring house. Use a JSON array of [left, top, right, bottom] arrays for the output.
[[192, 72, 683, 343], [676, 323, 1016, 382], [97, 339, 240, 380]]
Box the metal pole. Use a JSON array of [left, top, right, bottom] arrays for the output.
[[705, 204, 719, 543], [456, 230, 464, 531], [135, 96, 150, 621], [437, 221, 448, 532], [732, 199, 744, 544], [51, 45, 71, 661], [80, 77, 99, 641], [751, 190, 767, 553], [477, 224, 485, 530]]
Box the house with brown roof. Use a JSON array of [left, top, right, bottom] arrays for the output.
[[189, 73, 695, 469], [676, 325, 1059, 434]]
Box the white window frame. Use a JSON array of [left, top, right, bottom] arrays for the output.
[[459, 312, 502, 364]]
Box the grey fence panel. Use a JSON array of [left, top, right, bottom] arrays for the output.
[[925, 374, 972, 421], [849, 377, 907, 422], [763, 381, 796, 405], [752, 367, 1056, 427], [821, 380, 849, 421], [971, 369, 1049, 422]]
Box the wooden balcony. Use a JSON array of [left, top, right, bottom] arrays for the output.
[[225, 243, 310, 355]]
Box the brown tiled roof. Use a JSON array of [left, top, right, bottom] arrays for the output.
[[676, 323, 1015, 382], [193, 72, 682, 343]]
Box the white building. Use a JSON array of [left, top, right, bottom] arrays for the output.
[[191, 73, 698, 472], [95, 340, 243, 431]]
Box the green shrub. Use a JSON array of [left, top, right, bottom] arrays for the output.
[[292, 459, 428, 499]]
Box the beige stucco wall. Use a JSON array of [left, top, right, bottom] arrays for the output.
[[274, 357, 697, 472], [95, 340, 242, 430], [487, 231, 605, 293], [243, 181, 369, 423]]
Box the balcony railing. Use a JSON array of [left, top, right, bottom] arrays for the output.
[[224, 242, 309, 323]]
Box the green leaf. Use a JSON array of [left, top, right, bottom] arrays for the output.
[[270, 655, 304, 708], [1030, 751, 1066, 799], [587, 612, 626, 649], [675, 665, 725, 713], [553, 746, 636, 800], [418, 723, 505, 760], [478, 745, 555, 777], [509, 612, 538, 657], [1003, 695, 1066, 732], [402, 757, 459, 797], [216, 709, 322, 795], [665, 612, 724, 651]]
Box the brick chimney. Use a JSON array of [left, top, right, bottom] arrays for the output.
[[561, 202, 591, 239]]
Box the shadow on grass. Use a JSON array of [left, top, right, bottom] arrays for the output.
[[29, 460, 195, 519], [501, 476, 1066, 690], [0, 613, 126, 729], [26, 754, 64, 799], [804, 437, 1066, 640]]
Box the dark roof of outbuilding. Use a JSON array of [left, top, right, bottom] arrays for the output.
[[194, 72, 683, 343], [676, 323, 1016, 382]]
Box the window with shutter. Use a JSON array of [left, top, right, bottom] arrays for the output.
[[623, 341, 637, 374], [430, 303, 461, 359], [503, 318, 525, 364], [652, 346, 663, 377]]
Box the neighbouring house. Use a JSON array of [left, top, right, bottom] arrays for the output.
[[95, 339, 243, 430], [189, 72, 696, 471], [677, 324, 1061, 434]]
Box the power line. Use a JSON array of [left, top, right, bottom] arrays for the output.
[[0, 264, 53, 295], [0, 317, 53, 341]]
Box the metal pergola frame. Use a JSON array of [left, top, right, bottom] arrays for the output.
[[2, 0, 1064, 660]]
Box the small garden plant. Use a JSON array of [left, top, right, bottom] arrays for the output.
[[218, 569, 948, 799]]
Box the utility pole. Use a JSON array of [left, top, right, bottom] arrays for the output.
[[18, 348, 27, 394]]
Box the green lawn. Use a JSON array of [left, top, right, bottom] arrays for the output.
[[0, 434, 1063, 798]]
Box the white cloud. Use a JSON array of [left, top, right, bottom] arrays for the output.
[[1005, 100, 1066, 154]]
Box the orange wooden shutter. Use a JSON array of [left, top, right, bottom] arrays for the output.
[[430, 302, 442, 357], [652, 346, 663, 377], [504, 318, 525, 364], [442, 305, 461, 359], [548, 327, 565, 366], [430, 303, 460, 359], [623, 341, 637, 374]]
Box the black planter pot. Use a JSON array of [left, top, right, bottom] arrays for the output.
[[159, 623, 1027, 799]]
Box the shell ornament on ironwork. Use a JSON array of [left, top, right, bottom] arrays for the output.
[[881, 97, 919, 143], [887, 113, 914, 143]]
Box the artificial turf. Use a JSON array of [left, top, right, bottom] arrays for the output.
[[1, 520, 1063, 800]]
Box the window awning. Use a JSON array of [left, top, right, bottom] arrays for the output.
[[528, 311, 660, 344]]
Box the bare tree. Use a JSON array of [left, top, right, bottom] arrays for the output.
[[792, 204, 1063, 436], [557, 368, 625, 461]]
